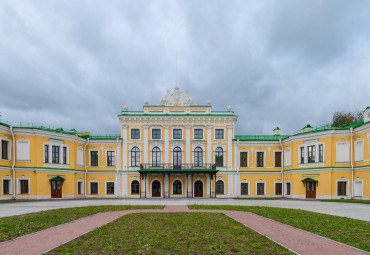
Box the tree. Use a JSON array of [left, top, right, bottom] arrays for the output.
[[331, 111, 362, 128]]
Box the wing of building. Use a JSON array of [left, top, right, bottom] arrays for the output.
[[1, 87, 369, 200]]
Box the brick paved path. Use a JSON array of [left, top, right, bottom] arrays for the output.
[[0, 205, 366, 255]]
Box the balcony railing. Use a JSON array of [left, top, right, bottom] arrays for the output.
[[140, 163, 216, 170]]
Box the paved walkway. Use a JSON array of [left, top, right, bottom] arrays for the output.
[[0, 205, 367, 255], [1, 198, 369, 221]]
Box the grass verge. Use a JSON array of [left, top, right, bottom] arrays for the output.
[[188, 205, 370, 252], [47, 213, 293, 254], [321, 199, 370, 204], [0, 205, 163, 242]]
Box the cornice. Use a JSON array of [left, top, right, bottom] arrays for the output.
[[12, 128, 86, 144]]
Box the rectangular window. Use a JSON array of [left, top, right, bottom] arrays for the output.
[[90, 151, 99, 166], [106, 182, 114, 194], [240, 152, 248, 167], [63, 147, 67, 164], [90, 182, 98, 194], [1, 140, 8, 160], [77, 182, 83, 195], [300, 147, 305, 164], [3, 179, 10, 195], [52, 146, 60, 164], [275, 183, 282, 195], [107, 151, 115, 166], [308, 145, 316, 163], [44, 145, 49, 163], [275, 151, 282, 167], [131, 129, 140, 139], [173, 129, 182, 139], [319, 144, 324, 162], [20, 180, 29, 194], [337, 181, 347, 196], [152, 129, 161, 139], [194, 129, 203, 139], [286, 182, 291, 195], [241, 183, 248, 195], [215, 129, 224, 139], [257, 183, 265, 195], [256, 152, 264, 167]]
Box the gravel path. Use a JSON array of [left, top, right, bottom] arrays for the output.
[[0, 205, 366, 255]]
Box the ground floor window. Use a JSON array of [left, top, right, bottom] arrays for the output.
[[275, 183, 282, 195], [106, 182, 115, 194], [286, 182, 291, 195], [77, 182, 83, 195], [241, 183, 248, 195], [257, 183, 264, 195], [337, 181, 347, 196], [131, 180, 140, 195], [173, 180, 182, 194], [3, 179, 10, 194], [20, 180, 29, 194], [215, 180, 224, 194], [90, 182, 98, 194]]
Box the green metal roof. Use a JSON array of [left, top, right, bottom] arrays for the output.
[[14, 125, 80, 135], [233, 135, 290, 141], [82, 135, 122, 140], [0, 122, 10, 127]]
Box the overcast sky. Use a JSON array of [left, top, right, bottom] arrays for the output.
[[1, 0, 370, 136]]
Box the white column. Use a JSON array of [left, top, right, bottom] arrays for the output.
[[143, 125, 149, 165], [121, 125, 128, 169], [228, 173, 233, 197], [185, 125, 192, 165], [234, 140, 239, 172], [227, 125, 234, 170], [122, 174, 128, 197], [116, 141, 121, 196], [206, 174, 211, 197], [234, 173, 240, 197], [187, 174, 192, 197], [164, 174, 169, 198], [164, 125, 170, 165], [206, 125, 212, 165]]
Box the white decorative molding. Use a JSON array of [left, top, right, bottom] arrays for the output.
[[159, 87, 196, 106]]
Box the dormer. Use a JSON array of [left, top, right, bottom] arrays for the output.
[[273, 127, 281, 135], [364, 107, 370, 123], [302, 124, 313, 133]]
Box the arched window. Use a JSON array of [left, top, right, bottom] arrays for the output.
[[173, 147, 182, 169], [173, 180, 182, 194], [152, 147, 161, 167], [131, 180, 140, 195], [131, 147, 140, 167], [194, 147, 203, 167], [215, 180, 224, 194], [215, 147, 223, 167]]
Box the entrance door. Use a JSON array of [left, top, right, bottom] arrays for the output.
[[152, 180, 161, 197], [194, 180, 203, 197], [305, 182, 316, 199], [173, 147, 182, 169], [51, 180, 62, 198]]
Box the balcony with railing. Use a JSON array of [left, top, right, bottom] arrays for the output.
[[139, 163, 216, 170]]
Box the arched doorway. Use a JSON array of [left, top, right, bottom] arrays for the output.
[[50, 176, 64, 198], [194, 180, 203, 197], [152, 180, 161, 197]]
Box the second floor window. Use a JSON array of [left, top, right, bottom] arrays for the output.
[[131, 147, 140, 167], [194, 147, 203, 167], [300, 147, 305, 164], [1, 140, 8, 160], [173, 129, 182, 139], [90, 151, 98, 166], [194, 129, 203, 139], [275, 151, 282, 167], [52, 146, 60, 164], [256, 152, 264, 167], [240, 152, 248, 167], [152, 147, 161, 167], [131, 129, 140, 139], [63, 147, 67, 164], [44, 145, 49, 163], [319, 144, 324, 162], [308, 145, 316, 163], [215, 147, 223, 167], [215, 129, 224, 139], [152, 129, 161, 139], [107, 151, 115, 166]]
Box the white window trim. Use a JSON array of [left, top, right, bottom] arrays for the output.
[[0, 137, 12, 161], [16, 138, 30, 162], [172, 127, 183, 140], [129, 127, 141, 140], [150, 127, 163, 140], [215, 179, 225, 195], [240, 181, 250, 195], [213, 145, 226, 168], [255, 150, 266, 168], [1, 177, 12, 195], [298, 143, 325, 165], [256, 180, 266, 195], [214, 127, 226, 140], [172, 178, 183, 195], [284, 181, 292, 195], [193, 127, 205, 140], [106, 149, 117, 167], [354, 138, 364, 162], [105, 181, 115, 195], [89, 149, 100, 167], [273, 149, 282, 168], [192, 146, 204, 167], [17, 177, 30, 194], [89, 181, 99, 195], [77, 180, 84, 195], [354, 179, 363, 197], [77, 146, 84, 167], [129, 146, 141, 167], [239, 150, 249, 168], [130, 178, 140, 196], [43, 142, 70, 166], [274, 181, 282, 195], [335, 141, 350, 164], [336, 179, 350, 197]]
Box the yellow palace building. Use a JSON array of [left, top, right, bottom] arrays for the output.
[[0, 87, 369, 200]]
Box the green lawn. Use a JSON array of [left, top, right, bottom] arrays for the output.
[[188, 205, 370, 252], [321, 199, 370, 204], [47, 213, 294, 255], [0, 205, 163, 242]]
